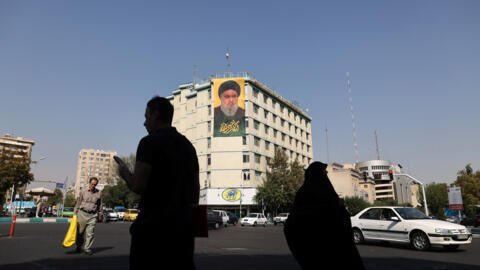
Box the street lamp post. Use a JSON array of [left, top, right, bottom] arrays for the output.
[[395, 173, 429, 216]]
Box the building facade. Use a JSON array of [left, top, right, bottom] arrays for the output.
[[356, 160, 395, 200], [326, 163, 362, 199], [167, 73, 314, 214], [74, 149, 117, 197], [0, 134, 35, 159]]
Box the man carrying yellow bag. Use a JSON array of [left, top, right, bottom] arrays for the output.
[[62, 214, 77, 247]]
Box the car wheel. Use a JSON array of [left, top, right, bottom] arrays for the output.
[[274, 222, 277, 226], [443, 245, 459, 251], [352, 228, 364, 244], [253, 222, 257, 227], [263, 221, 266, 227], [410, 231, 430, 251]]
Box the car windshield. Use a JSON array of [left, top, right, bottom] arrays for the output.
[[64, 207, 73, 211], [115, 209, 126, 212], [247, 214, 258, 218], [130, 210, 138, 214], [395, 208, 429, 220]]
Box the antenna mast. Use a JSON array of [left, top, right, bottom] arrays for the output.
[[325, 124, 330, 163], [225, 48, 231, 74], [375, 130, 381, 160], [347, 72, 359, 163]]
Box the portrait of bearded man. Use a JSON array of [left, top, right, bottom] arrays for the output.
[[213, 79, 246, 137]]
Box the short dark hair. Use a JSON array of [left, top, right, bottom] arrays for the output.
[[89, 177, 99, 183], [147, 96, 174, 124], [218, 80, 241, 97]]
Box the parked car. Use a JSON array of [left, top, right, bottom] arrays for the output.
[[273, 213, 289, 225], [124, 209, 139, 221], [62, 207, 75, 217], [241, 213, 268, 227], [207, 210, 223, 230], [460, 216, 480, 227], [213, 210, 229, 227], [114, 208, 126, 220], [227, 212, 239, 226], [351, 207, 472, 251], [103, 209, 119, 222]]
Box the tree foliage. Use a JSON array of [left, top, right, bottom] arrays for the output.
[[64, 189, 77, 207], [102, 154, 140, 208], [416, 182, 448, 217], [46, 188, 64, 206], [0, 150, 34, 211], [254, 148, 304, 215], [344, 196, 370, 216], [453, 164, 480, 216]]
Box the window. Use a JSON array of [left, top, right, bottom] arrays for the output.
[[254, 154, 261, 164], [207, 154, 211, 166], [243, 170, 250, 181], [254, 120, 259, 130], [207, 137, 211, 148], [242, 136, 248, 145], [254, 104, 259, 114], [264, 125, 269, 135], [265, 141, 270, 150], [255, 171, 262, 180], [264, 110, 268, 119], [254, 137, 260, 147], [207, 121, 211, 132], [253, 89, 258, 98], [243, 152, 250, 163], [360, 208, 381, 220], [281, 119, 285, 127], [245, 118, 249, 128], [208, 105, 211, 116]]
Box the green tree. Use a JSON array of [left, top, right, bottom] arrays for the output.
[[46, 188, 64, 206], [255, 148, 304, 215], [417, 182, 448, 217], [344, 196, 371, 216], [0, 150, 34, 212], [64, 189, 77, 207], [453, 164, 480, 216], [102, 154, 140, 208]]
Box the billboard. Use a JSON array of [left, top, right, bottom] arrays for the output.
[[447, 186, 464, 211], [213, 78, 246, 137]]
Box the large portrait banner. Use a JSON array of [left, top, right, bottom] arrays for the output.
[[213, 78, 246, 137]]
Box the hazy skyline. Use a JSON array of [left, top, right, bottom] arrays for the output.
[[1, 1, 479, 187]]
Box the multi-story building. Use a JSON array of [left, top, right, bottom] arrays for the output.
[[356, 160, 395, 200], [0, 134, 35, 159], [168, 73, 313, 214], [0, 134, 35, 202], [326, 163, 362, 199], [74, 149, 117, 197]]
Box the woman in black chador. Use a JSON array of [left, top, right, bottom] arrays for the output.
[[284, 162, 365, 270]]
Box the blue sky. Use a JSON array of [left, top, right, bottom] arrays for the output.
[[1, 0, 479, 187]]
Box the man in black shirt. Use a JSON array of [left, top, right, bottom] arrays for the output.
[[119, 96, 200, 270]]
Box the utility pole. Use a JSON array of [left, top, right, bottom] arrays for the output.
[[225, 48, 231, 74]]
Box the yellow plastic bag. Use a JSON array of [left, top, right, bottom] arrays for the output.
[[62, 215, 77, 248]]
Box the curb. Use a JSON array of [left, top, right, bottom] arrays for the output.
[[0, 218, 71, 223]]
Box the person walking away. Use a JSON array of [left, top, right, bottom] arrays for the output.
[[118, 96, 200, 270], [284, 162, 365, 270], [74, 177, 103, 255]]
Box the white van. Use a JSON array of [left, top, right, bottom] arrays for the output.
[[213, 210, 229, 227]]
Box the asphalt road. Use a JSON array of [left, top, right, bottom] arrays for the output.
[[0, 222, 479, 270]]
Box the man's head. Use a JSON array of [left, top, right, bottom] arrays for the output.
[[89, 177, 98, 191], [145, 96, 174, 134], [218, 80, 241, 117]]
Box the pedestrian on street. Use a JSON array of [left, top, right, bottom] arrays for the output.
[[118, 96, 200, 270], [284, 162, 365, 270], [74, 177, 103, 255]]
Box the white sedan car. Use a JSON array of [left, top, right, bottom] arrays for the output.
[[241, 213, 268, 227], [351, 207, 472, 251]]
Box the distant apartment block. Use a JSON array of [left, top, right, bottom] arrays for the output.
[[74, 149, 117, 197], [0, 134, 35, 159]]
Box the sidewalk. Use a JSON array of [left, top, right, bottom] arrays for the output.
[[0, 217, 71, 223]]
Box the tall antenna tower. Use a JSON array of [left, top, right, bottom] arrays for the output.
[[375, 130, 381, 160], [225, 48, 231, 74], [325, 124, 330, 163], [347, 72, 359, 163]]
